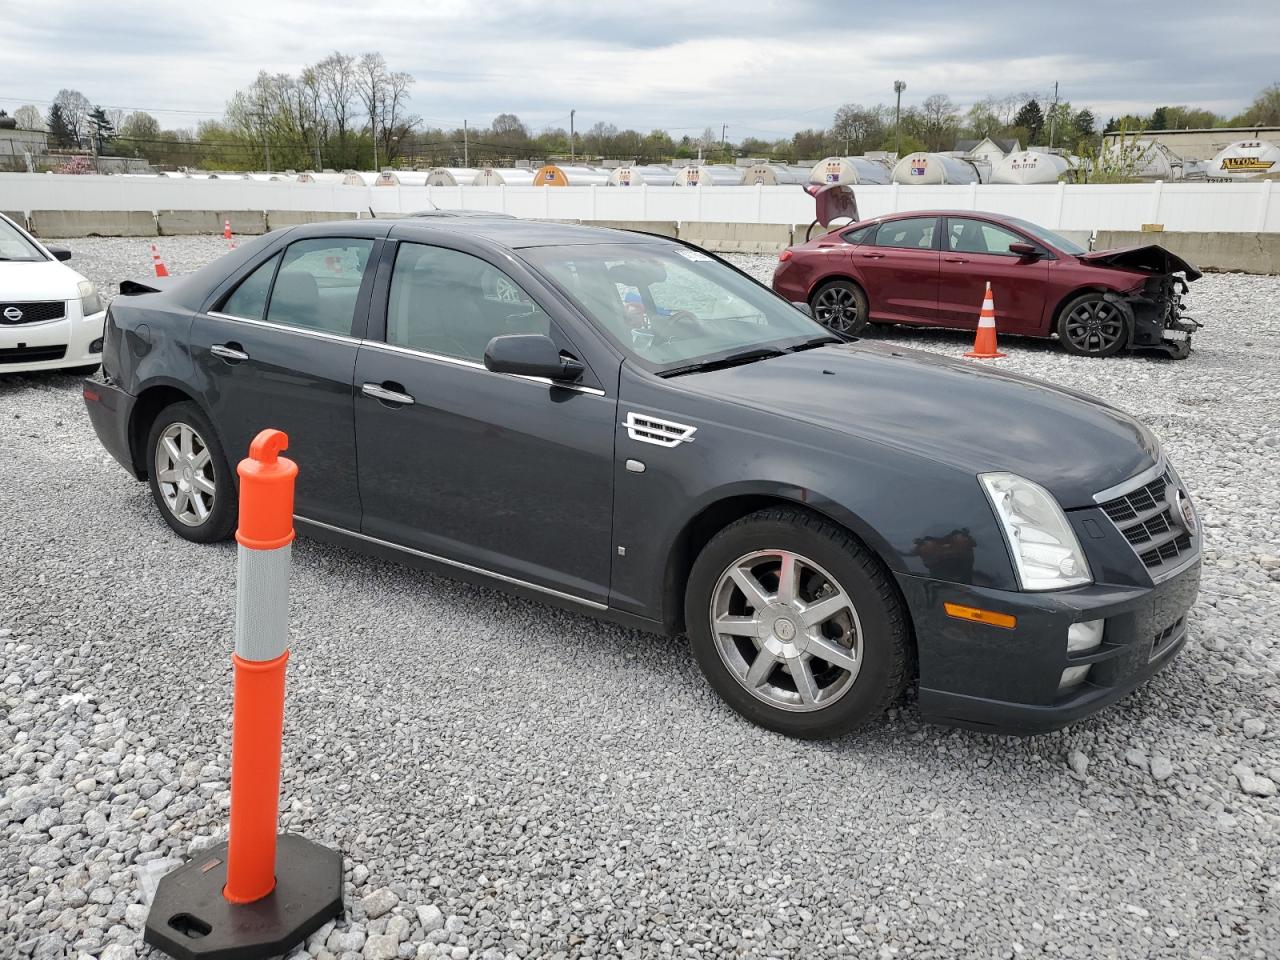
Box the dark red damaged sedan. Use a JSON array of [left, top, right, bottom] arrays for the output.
[[772, 210, 1202, 358]]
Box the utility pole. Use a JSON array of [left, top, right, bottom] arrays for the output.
[[893, 80, 906, 158], [463, 119, 468, 166], [721, 123, 727, 156], [1048, 81, 1060, 150], [570, 109, 575, 163]]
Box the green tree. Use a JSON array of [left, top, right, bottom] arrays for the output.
[[1074, 109, 1095, 136], [1229, 83, 1280, 125], [46, 104, 75, 148], [1013, 99, 1044, 143], [87, 106, 115, 154]]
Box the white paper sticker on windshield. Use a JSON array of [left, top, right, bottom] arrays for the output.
[[676, 249, 713, 262]]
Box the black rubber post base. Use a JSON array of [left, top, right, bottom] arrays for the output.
[[144, 834, 343, 960]]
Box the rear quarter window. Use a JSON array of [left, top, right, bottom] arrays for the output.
[[840, 224, 877, 245]]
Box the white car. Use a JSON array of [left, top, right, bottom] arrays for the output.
[[1, 213, 106, 374]]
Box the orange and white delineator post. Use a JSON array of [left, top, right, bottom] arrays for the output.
[[223, 218, 233, 241], [144, 429, 342, 960], [965, 281, 1005, 359], [150, 244, 170, 278], [224, 428, 297, 904]]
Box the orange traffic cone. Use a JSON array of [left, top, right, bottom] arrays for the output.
[[150, 244, 170, 278], [223, 218, 233, 241], [965, 282, 1005, 359]]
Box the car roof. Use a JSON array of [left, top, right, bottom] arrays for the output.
[[386, 217, 669, 249]]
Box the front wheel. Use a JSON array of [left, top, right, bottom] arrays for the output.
[[685, 508, 910, 739], [145, 401, 237, 543], [810, 280, 870, 337], [1057, 293, 1130, 357]]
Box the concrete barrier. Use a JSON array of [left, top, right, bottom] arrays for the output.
[[581, 220, 679, 238], [265, 210, 358, 230], [158, 210, 267, 236], [679, 222, 793, 254], [4, 211, 27, 229], [30, 210, 156, 238], [1094, 231, 1280, 275]]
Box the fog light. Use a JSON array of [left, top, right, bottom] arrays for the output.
[[1067, 618, 1104, 653], [1058, 664, 1092, 692], [89, 337, 104, 354]]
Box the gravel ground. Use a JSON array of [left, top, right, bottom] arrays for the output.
[[2, 236, 1278, 960]]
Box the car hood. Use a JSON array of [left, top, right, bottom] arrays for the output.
[[678, 341, 1159, 508], [0, 259, 84, 300], [1078, 244, 1202, 281]]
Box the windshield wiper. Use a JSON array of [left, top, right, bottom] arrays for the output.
[[659, 346, 786, 377], [788, 335, 840, 352]]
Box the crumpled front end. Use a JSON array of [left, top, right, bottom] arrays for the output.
[[1118, 274, 1201, 359]]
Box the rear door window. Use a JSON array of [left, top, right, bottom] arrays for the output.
[[264, 238, 376, 336], [873, 217, 937, 250], [220, 254, 281, 321]]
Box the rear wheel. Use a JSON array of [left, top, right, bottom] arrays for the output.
[[1057, 293, 1130, 357], [145, 401, 236, 543], [810, 280, 870, 337], [685, 507, 910, 739]]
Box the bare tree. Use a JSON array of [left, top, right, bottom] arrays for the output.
[[377, 70, 417, 164], [314, 52, 357, 167], [356, 52, 388, 167], [14, 104, 43, 131], [53, 89, 92, 146]]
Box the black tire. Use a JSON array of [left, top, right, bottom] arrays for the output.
[[145, 401, 237, 543], [685, 507, 910, 739], [1056, 293, 1131, 357], [810, 280, 870, 337]]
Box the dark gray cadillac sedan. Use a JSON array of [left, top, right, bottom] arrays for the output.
[[84, 219, 1200, 738]]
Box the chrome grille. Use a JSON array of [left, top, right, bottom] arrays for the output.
[[0, 301, 67, 325], [1097, 467, 1197, 577], [624, 412, 697, 447]]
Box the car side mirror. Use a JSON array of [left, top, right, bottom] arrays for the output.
[[1008, 242, 1040, 258], [47, 245, 72, 262], [484, 334, 584, 382], [791, 301, 814, 318]]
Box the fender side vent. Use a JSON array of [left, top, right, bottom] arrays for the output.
[[624, 412, 697, 447]]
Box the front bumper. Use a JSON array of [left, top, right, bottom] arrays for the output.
[[899, 559, 1200, 735], [0, 307, 105, 373], [83, 376, 141, 478]]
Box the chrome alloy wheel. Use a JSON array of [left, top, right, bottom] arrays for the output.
[[709, 550, 863, 712], [154, 422, 216, 527], [813, 285, 860, 334], [1063, 298, 1126, 354]]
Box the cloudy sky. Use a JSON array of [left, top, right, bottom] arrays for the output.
[[2, 1, 1275, 136]]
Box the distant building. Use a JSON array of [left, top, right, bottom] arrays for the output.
[[0, 122, 49, 171], [1103, 126, 1280, 162], [955, 136, 1021, 166]]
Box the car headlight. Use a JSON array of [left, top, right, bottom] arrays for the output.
[[78, 280, 103, 316], [980, 473, 1092, 591]]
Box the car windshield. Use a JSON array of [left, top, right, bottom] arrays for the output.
[[0, 218, 46, 262], [1005, 217, 1087, 256], [524, 242, 829, 371]]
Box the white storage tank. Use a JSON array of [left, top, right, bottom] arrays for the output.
[[607, 165, 674, 186], [344, 171, 380, 186], [1101, 140, 1180, 181], [425, 167, 480, 186], [673, 164, 743, 186], [741, 163, 810, 185], [990, 151, 1071, 184], [1207, 139, 1280, 181], [809, 156, 892, 185], [297, 172, 348, 184], [471, 167, 536, 186], [891, 153, 982, 185]]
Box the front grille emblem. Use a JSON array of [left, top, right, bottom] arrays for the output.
[[1173, 488, 1197, 534], [3, 307, 22, 322]]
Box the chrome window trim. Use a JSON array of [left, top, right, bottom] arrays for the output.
[[359, 339, 606, 396], [1092, 457, 1167, 504], [206, 311, 361, 345], [294, 515, 608, 611]]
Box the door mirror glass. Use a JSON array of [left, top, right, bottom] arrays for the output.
[[791, 301, 814, 318], [484, 334, 583, 381], [47, 245, 72, 262], [1008, 242, 1040, 258]]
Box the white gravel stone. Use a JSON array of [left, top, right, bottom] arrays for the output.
[[1150, 755, 1174, 782], [1, 241, 1278, 959], [1232, 763, 1278, 798]]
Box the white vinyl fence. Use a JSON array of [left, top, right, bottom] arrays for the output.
[[1, 174, 1276, 232]]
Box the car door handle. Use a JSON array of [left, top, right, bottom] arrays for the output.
[[361, 382, 415, 406], [944, 257, 969, 263], [211, 343, 249, 362], [860, 252, 885, 259]]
